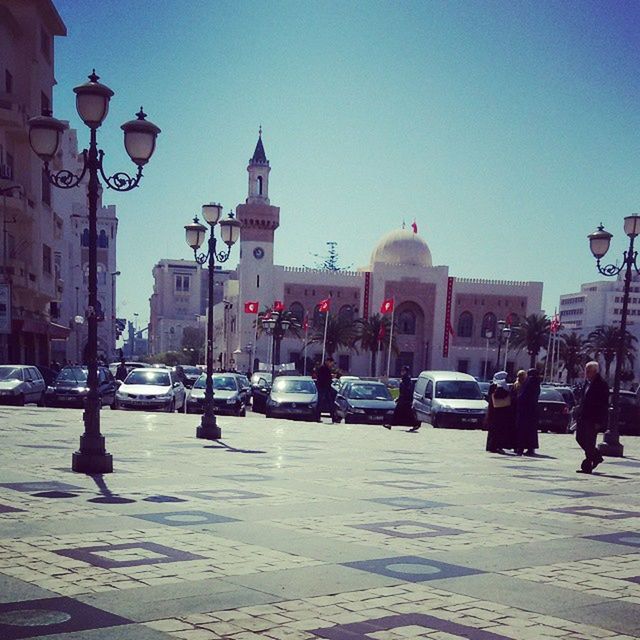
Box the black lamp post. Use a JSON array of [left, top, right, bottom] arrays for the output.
[[587, 214, 640, 457], [261, 312, 291, 378], [184, 204, 240, 440], [28, 71, 160, 474]]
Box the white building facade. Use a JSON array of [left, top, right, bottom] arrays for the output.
[[215, 134, 544, 378]]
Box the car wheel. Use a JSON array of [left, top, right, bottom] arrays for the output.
[[431, 416, 439, 428], [344, 415, 353, 424], [15, 394, 25, 407]]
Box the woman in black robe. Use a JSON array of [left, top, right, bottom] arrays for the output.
[[516, 368, 540, 455], [486, 372, 515, 453]]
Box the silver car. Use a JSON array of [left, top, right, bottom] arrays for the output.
[[115, 368, 186, 412], [0, 365, 46, 406], [185, 373, 246, 416], [266, 376, 319, 421]]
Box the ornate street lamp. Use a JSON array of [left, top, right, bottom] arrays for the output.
[[28, 71, 160, 474], [185, 205, 240, 440], [587, 215, 640, 457]]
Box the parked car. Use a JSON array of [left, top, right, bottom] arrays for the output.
[[108, 361, 147, 378], [333, 381, 395, 425], [265, 376, 319, 421], [251, 372, 272, 413], [477, 381, 491, 401], [0, 365, 46, 406], [537, 387, 571, 433], [233, 373, 252, 407], [615, 390, 639, 436], [45, 366, 117, 409], [36, 365, 58, 387], [413, 371, 487, 429], [175, 365, 202, 388], [115, 368, 186, 412], [185, 373, 246, 416]]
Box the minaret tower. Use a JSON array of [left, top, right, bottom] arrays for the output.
[[236, 129, 280, 368]]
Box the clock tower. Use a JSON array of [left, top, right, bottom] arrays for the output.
[[236, 130, 280, 367]]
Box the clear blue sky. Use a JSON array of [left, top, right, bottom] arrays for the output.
[[52, 0, 640, 326]]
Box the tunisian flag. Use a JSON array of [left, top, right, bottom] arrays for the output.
[[380, 299, 394, 314], [318, 298, 331, 313], [273, 300, 284, 312], [411, 219, 418, 234], [244, 301, 259, 314]]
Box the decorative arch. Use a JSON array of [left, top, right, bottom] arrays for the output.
[[481, 312, 496, 338], [98, 229, 108, 248], [398, 309, 417, 335], [457, 311, 473, 338], [257, 175, 263, 195]]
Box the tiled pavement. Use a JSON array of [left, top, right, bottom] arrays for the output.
[[1, 406, 640, 639]]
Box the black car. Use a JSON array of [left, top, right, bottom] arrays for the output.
[[176, 366, 202, 389], [614, 390, 639, 436], [333, 381, 396, 425], [45, 366, 117, 409], [538, 387, 570, 433], [250, 372, 272, 413]]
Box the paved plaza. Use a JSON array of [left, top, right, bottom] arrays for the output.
[[1, 407, 640, 639]]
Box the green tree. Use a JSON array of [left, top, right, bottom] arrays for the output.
[[308, 241, 352, 271], [308, 314, 358, 359], [586, 325, 637, 382], [181, 326, 205, 365], [511, 313, 550, 368], [354, 314, 395, 376], [558, 331, 587, 384]]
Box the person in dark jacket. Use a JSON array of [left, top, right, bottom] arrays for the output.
[[115, 358, 128, 382], [486, 371, 515, 453], [516, 368, 540, 455], [575, 361, 608, 473], [315, 357, 334, 412], [389, 367, 420, 430]]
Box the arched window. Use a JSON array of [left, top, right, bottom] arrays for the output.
[[257, 175, 263, 195], [338, 304, 354, 322], [98, 229, 108, 248], [289, 302, 304, 323], [457, 311, 473, 338], [481, 312, 496, 338], [81, 229, 89, 247], [398, 309, 416, 335]]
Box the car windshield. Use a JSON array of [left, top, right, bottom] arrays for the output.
[[539, 388, 564, 402], [347, 383, 392, 401], [182, 367, 201, 376], [125, 370, 170, 386], [0, 367, 23, 381], [273, 379, 316, 394], [252, 372, 272, 385], [435, 380, 483, 400], [555, 388, 575, 406], [193, 375, 238, 390], [56, 367, 88, 383]]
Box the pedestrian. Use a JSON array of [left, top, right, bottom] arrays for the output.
[[515, 367, 540, 456], [115, 358, 128, 382], [574, 361, 607, 473], [174, 365, 188, 386], [513, 369, 527, 395], [315, 357, 334, 414], [485, 371, 515, 453], [388, 366, 420, 430]]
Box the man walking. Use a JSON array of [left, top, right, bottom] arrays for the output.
[[575, 361, 608, 473]]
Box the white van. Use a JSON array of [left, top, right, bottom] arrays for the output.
[[412, 371, 488, 429]]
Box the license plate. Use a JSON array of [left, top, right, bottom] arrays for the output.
[[461, 417, 477, 423], [370, 415, 383, 421]]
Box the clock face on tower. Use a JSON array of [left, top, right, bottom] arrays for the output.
[[253, 246, 265, 260]]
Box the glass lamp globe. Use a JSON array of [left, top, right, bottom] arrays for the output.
[[624, 215, 640, 239], [121, 108, 161, 166], [202, 203, 222, 226], [73, 71, 114, 128], [184, 218, 207, 250], [27, 114, 67, 161], [588, 224, 613, 259], [219, 213, 241, 246]]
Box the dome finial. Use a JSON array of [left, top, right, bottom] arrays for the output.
[[402, 219, 406, 229], [258, 124, 262, 137]]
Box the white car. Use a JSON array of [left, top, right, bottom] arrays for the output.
[[115, 368, 186, 412], [0, 365, 46, 406]]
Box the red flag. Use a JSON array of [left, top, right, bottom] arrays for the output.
[[550, 314, 561, 334], [380, 298, 394, 314], [273, 300, 284, 312], [377, 323, 386, 341], [318, 298, 330, 313], [411, 219, 418, 234], [244, 301, 259, 314], [505, 313, 513, 326]]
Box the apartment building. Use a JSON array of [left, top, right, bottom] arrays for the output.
[[0, 0, 68, 364]]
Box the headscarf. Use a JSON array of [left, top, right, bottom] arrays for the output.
[[492, 371, 509, 390]]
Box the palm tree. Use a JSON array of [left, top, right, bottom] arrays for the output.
[[355, 314, 395, 376], [510, 313, 550, 368], [307, 314, 358, 359], [586, 325, 637, 382], [558, 332, 587, 384]]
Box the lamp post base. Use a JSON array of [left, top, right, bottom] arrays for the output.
[[598, 432, 624, 458], [71, 435, 113, 473], [197, 411, 221, 440]]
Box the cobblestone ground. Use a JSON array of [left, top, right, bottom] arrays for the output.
[[1, 406, 639, 639]]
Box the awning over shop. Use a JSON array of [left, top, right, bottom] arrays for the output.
[[48, 322, 71, 339]]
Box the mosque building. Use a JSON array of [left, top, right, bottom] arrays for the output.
[[212, 133, 544, 378]]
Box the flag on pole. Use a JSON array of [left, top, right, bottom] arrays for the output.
[[378, 323, 386, 341], [550, 314, 561, 334], [411, 219, 418, 234], [318, 298, 330, 313], [273, 300, 284, 312], [244, 301, 259, 314], [380, 298, 394, 314]]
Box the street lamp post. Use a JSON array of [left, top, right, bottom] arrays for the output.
[[261, 312, 291, 379], [28, 71, 160, 474], [502, 326, 512, 372], [483, 330, 493, 380], [184, 204, 240, 440], [495, 320, 506, 375], [111, 271, 120, 361], [587, 215, 640, 457]]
